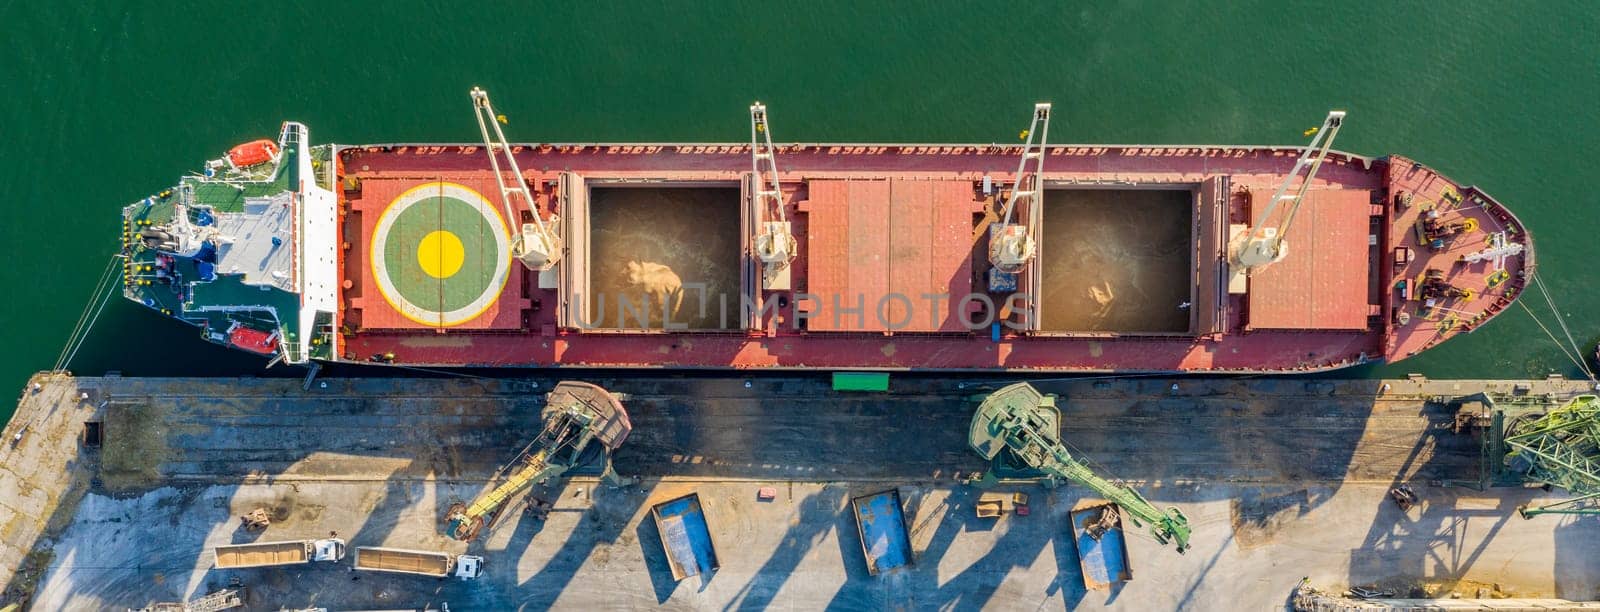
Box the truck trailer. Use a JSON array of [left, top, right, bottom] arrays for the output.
[[353, 546, 482, 580], [213, 538, 344, 569]]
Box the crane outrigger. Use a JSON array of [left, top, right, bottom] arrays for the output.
[[969, 382, 1191, 552], [443, 381, 632, 541]]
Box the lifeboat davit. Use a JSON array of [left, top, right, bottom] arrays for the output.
[[226, 139, 280, 169]]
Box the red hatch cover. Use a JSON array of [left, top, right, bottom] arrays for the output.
[[1246, 188, 1372, 330], [801, 179, 980, 332]]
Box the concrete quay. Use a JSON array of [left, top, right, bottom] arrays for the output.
[[0, 373, 1595, 610]]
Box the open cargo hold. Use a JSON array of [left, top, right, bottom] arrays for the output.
[[585, 186, 741, 331], [650, 493, 719, 581], [1037, 188, 1195, 334], [851, 489, 913, 575], [1070, 501, 1133, 590]]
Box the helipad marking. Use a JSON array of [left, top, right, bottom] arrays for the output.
[[370, 182, 510, 327]]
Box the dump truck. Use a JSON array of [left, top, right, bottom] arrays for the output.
[[353, 546, 483, 580], [213, 538, 344, 569]]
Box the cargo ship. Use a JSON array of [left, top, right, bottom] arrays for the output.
[[118, 93, 1532, 373]]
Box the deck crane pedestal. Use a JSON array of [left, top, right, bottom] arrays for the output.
[[1450, 394, 1600, 518], [750, 102, 796, 290], [987, 103, 1052, 292], [470, 87, 563, 280], [968, 382, 1191, 553], [443, 381, 632, 542], [1227, 110, 1345, 293]]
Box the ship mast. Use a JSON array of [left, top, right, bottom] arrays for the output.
[[470, 87, 563, 271], [1230, 110, 1346, 274], [989, 103, 1052, 279], [750, 102, 796, 289]]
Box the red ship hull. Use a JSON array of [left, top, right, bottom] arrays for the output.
[[332, 142, 1530, 373]]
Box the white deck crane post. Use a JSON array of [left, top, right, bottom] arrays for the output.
[[989, 103, 1052, 291], [470, 87, 563, 272], [750, 102, 796, 290], [1230, 111, 1346, 279]]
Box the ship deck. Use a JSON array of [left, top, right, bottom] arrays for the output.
[[332, 143, 1529, 372]]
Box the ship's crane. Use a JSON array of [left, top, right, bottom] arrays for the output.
[[750, 103, 796, 289], [989, 103, 1052, 280], [1230, 111, 1346, 274], [1451, 394, 1600, 518], [470, 87, 563, 272], [968, 382, 1191, 552], [444, 381, 631, 541]]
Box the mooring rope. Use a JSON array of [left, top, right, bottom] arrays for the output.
[[59, 260, 123, 372], [1530, 272, 1594, 379], [53, 254, 121, 372], [1517, 290, 1595, 380]]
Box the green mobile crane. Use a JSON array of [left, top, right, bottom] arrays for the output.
[[1452, 394, 1600, 518], [444, 381, 632, 541], [968, 382, 1191, 553]]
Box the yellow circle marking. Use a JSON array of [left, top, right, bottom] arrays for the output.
[[417, 230, 465, 279]]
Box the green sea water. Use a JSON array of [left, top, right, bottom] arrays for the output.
[[2, 2, 1597, 420]]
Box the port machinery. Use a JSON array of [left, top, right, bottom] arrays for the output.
[[1451, 394, 1600, 518], [968, 382, 1191, 552], [443, 381, 632, 541]]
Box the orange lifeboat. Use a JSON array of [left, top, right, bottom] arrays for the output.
[[226, 323, 280, 355], [226, 139, 280, 168]]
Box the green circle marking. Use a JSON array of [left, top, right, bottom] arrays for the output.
[[370, 182, 509, 326]]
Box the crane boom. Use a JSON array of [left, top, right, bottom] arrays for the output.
[[989, 103, 1052, 277], [750, 102, 796, 288], [1504, 395, 1600, 517], [969, 383, 1190, 552], [444, 382, 631, 541], [470, 87, 563, 271], [1231, 111, 1345, 270]]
